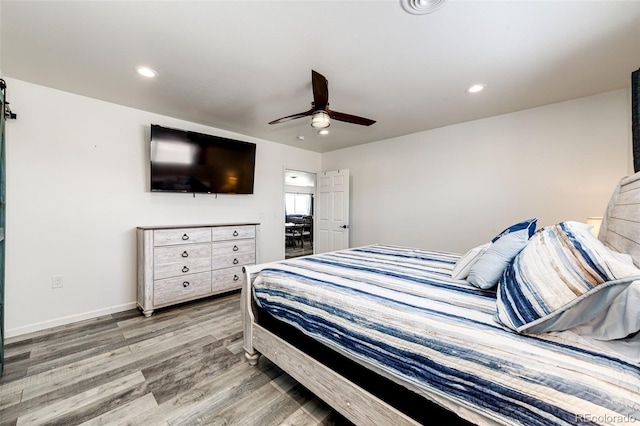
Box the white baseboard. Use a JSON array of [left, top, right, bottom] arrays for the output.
[[5, 302, 138, 339]]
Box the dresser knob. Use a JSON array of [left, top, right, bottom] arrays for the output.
[[233, 230, 239, 237], [233, 258, 239, 265], [183, 281, 190, 288], [182, 234, 190, 240], [181, 251, 189, 258], [233, 274, 239, 281], [233, 245, 239, 251], [182, 266, 189, 273]]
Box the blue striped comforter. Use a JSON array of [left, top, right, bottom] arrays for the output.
[[253, 245, 640, 426]]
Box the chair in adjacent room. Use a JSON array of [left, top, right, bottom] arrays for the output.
[[301, 216, 313, 248]]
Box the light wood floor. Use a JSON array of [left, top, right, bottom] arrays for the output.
[[285, 246, 314, 259], [0, 292, 353, 426]]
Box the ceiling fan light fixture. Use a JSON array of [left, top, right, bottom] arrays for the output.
[[311, 111, 330, 129], [318, 129, 330, 136], [400, 0, 446, 15]]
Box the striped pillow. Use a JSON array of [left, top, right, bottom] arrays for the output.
[[496, 221, 640, 335]]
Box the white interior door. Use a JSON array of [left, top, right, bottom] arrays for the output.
[[316, 169, 350, 253]]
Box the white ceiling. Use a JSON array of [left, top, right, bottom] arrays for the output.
[[1, 1, 639, 153], [285, 170, 316, 188]]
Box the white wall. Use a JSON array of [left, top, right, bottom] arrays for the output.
[[322, 89, 632, 254], [4, 78, 320, 337], [4, 79, 632, 337]]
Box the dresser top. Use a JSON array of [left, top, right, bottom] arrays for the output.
[[137, 223, 260, 230]]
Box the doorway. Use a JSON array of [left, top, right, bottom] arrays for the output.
[[284, 169, 316, 259]]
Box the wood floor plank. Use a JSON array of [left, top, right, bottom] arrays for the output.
[[0, 389, 21, 412], [0, 293, 353, 426], [25, 332, 126, 376], [281, 398, 333, 425], [129, 361, 262, 425], [77, 392, 158, 426], [28, 321, 121, 359], [5, 314, 116, 348], [127, 322, 209, 354], [21, 346, 135, 400], [117, 314, 192, 340], [203, 380, 303, 426], [141, 338, 239, 405], [16, 372, 146, 426], [162, 360, 286, 425]]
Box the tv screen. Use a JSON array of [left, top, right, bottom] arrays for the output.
[[150, 124, 256, 194]]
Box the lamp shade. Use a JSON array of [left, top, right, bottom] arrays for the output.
[[311, 111, 330, 129]]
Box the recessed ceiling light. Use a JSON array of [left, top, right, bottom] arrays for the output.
[[467, 84, 486, 94], [135, 66, 158, 78], [318, 129, 330, 136], [400, 0, 447, 15], [296, 135, 305, 141]]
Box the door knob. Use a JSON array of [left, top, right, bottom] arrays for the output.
[[340, 225, 349, 229]]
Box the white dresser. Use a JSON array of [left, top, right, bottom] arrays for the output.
[[137, 223, 259, 317]]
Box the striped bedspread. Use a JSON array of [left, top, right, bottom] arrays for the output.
[[252, 245, 640, 426]]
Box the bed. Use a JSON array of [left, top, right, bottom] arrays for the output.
[[241, 172, 640, 426]]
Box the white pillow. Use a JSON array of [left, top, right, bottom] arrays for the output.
[[451, 243, 490, 280], [467, 218, 537, 289]]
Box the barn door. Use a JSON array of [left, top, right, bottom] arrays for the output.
[[315, 169, 350, 253], [0, 83, 6, 374]]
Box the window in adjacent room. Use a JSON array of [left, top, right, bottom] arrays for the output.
[[285, 193, 312, 215]]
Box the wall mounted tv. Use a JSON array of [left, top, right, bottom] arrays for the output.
[[150, 124, 257, 194]]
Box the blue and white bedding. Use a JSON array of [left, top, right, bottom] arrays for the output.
[[252, 245, 640, 426]]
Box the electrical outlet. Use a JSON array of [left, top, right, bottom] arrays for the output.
[[51, 275, 63, 289]]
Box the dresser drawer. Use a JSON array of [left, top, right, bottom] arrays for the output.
[[211, 266, 244, 293], [154, 227, 211, 247], [212, 252, 256, 270], [154, 258, 212, 280], [154, 271, 212, 306], [154, 243, 211, 264], [211, 239, 255, 256], [154, 244, 212, 280], [212, 225, 255, 241]]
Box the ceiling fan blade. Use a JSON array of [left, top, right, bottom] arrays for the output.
[[268, 108, 314, 125], [328, 109, 376, 126], [311, 70, 329, 109]]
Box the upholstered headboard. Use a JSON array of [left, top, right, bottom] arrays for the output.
[[599, 171, 640, 267]]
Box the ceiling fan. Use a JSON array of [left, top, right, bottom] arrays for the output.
[[268, 70, 376, 132]]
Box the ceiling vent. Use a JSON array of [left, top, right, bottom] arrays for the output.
[[400, 0, 446, 15]]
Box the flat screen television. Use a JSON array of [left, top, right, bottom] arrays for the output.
[[150, 124, 256, 194]]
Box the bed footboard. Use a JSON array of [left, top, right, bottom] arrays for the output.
[[241, 264, 264, 365]]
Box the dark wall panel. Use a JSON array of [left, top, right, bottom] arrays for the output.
[[633, 68, 640, 172]]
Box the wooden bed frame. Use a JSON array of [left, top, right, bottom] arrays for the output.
[[241, 171, 640, 426], [241, 260, 433, 426]]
